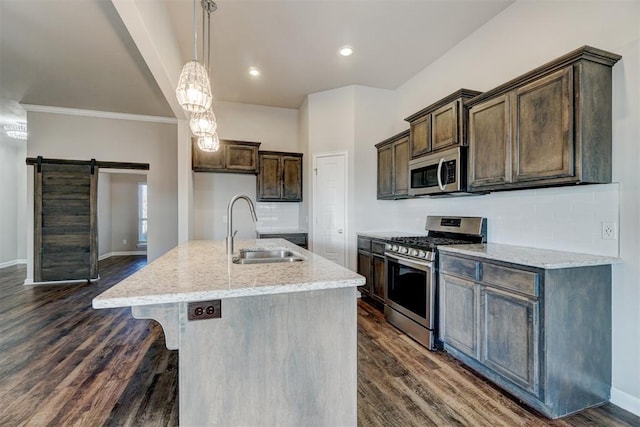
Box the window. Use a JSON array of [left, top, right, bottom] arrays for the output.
[[138, 183, 148, 243]]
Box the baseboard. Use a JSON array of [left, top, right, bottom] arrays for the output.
[[24, 276, 100, 287], [99, 251, 147, 261], [0, 259, 28, 269], [611, 387, 640, 417]]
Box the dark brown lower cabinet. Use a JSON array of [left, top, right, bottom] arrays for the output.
[[439, 252, 611, 419], [257, 232, 307, 249], [356, 235, 386, 305]]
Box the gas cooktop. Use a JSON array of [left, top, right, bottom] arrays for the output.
[[385, 216, 486, 261]]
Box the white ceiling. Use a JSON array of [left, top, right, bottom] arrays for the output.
[[0, 0, 514, 127]]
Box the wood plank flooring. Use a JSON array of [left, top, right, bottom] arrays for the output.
[[0, 257, 638, 426]]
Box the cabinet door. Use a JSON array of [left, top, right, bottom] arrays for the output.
[[392, 137, 409, 197], [192, 138, 226, 171], [226, 144, 258, 172], [357, 251, 372, 295], [513, 67, 574, 183], [282, 156, 302, 201], [258, 155, 282, 200], [431, 101, 459, 151], [440, 274, 479, 358], [468, 94, 512, 190], [377, 144, 393, 199], [371, 255, 386, 303], [480, 286, 539, 396], [409, 115, 431, 158]]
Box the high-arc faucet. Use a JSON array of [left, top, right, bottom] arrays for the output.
[[226, 195, 258, 255]]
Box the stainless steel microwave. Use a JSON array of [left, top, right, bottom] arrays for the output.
[[408, 146, 466, 196]]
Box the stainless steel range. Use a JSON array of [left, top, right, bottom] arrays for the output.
[[384, 216, 486, 350]]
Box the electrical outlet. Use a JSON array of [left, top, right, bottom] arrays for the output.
[[601, 222, 617, 240], [187, 300, 222, 321]]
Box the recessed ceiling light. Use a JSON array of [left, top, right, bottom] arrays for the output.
[[339, 46, 353, 57], [248, 67, 261, 77]]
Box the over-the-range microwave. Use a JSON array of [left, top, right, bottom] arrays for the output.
[[408, 146, 467, 197]]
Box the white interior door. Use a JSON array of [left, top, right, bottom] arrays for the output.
[[313, 153, 347, 266]]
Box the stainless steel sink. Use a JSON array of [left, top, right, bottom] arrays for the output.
[[232, 248, 305, 264]]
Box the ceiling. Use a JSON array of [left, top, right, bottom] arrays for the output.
[[0, 0, 514, 127]]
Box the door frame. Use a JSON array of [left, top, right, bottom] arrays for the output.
[[312, 151, 348, 265]]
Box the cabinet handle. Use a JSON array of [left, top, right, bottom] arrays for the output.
[[337, 229, 343, 234]]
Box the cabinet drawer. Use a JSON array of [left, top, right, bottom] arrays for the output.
[[357, 237, 371, 251], [371, 240, 386, 255], [481, 263, 538, 297], [440, 255, 479, 281]]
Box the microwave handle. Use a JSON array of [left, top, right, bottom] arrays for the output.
[[436, 157, 446, 191]]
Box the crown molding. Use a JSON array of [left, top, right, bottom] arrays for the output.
[[21, 104, 177, 124]]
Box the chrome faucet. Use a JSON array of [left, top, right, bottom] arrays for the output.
[[226, 195, 258, 255]]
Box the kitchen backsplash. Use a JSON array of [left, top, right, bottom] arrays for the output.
[[255, 202, 301, 231], [392, 183, 619, 257]]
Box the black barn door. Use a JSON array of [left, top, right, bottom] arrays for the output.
[[34, 162, 98, 282]]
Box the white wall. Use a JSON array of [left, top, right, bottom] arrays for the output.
[[335, 0, 640, 415], [191, 101, 301, 240], [25, 111, 178, 281], [110, 173, 146, 253], [97, 172, 112, 258], [0, 135, 27, 267]]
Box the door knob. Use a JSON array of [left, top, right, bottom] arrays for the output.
[[337, 229, 343, 234]]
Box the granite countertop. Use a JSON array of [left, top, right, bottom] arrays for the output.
[[438, 243, 621, 269], [357, 231, 426, 240], [92, 239, 363, 309]]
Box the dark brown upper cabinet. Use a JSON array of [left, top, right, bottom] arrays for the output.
[[376, 130, 410, 200], [467, 46, 621, 192], [257, 151, 303, 202], [405, 89, 482, 160], [192, 139, 261, 174]]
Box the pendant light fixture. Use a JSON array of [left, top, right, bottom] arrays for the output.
[[190, 108, 217, 137], [189, 0, 219, 150], [197, 132, 220, 152], [176, 0, 212, 113]]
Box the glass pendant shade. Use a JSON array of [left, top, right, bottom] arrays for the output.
[[189, 108, 217, 137], [176, 60, 212, 113], [197, 133, 220, 152]]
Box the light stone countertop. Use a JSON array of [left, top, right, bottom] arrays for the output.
[[357, 231, 426, 240], [92, 239, 364, 309], [438, 243, 621, 269]]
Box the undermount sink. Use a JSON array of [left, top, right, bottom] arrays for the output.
[[232, 248, 305, 264]]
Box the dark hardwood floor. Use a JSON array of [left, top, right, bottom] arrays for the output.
[[0, 257, 638, 426]]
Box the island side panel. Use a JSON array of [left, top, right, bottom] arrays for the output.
[[179, 287, 357, 426]]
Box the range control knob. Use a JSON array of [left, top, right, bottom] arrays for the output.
[[409, 248, 419, 257], [385, 243, 392, 251], [392, 245, 399, 252], [418, 250, 427, 259], [400, 246, 409, 255]]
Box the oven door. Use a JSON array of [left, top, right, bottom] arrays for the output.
[[408, 147, 464, 196], [384, 252, 436, 329]]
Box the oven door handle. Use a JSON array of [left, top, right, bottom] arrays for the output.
[[436, 157, 446, 191], [385, 252, 434, 270]]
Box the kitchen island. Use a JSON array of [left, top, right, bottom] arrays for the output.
[[93, 239, 364, 426]]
